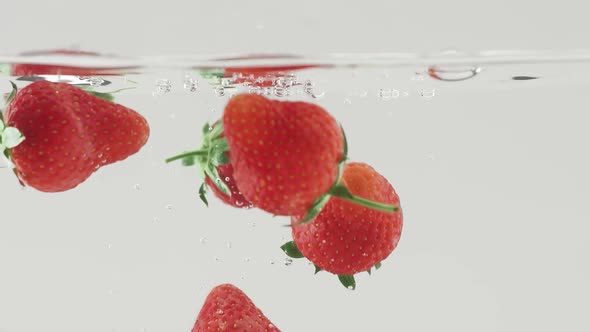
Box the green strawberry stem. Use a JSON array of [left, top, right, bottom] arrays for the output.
[[84, 87, 137, 102], [166, 120, 232, 197], [165, 149, 208, 163], [329, 184, 399, 213]]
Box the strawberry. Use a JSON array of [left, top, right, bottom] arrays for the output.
[[1, 81, 149, 192], [221, 94, 344, 217], [8, 49, 135, 76], [192, 283, 280, 332], [282, 162, 403, 290], [166, 120, 253, 209]]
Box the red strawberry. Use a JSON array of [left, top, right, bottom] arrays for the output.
[[221, 94, 344, 217], [166, 120, 253, 209], [283, 162, 403, 289], [9, 49, 135, 76], [2, 81, 149, 192], [192, 283, 280, 332]]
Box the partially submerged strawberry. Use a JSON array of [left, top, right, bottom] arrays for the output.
[[7, 49, 136, 77], [1, 81, 149, 192], [166, 120, 253, 209], [192, 283, 280, 332], [282, 162, 403, 289]]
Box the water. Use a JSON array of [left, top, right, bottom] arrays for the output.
[[1, 51, 590, 332]]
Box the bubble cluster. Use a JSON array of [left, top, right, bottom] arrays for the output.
[[153, 79, 172, 96]]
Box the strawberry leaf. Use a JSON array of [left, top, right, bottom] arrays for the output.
[[280, 241, 304, 258], [314, 265, 322, 274], [210, 150, 229, 166], [340, 124, 348, 161], [211, 137, 229, 152], [202, 122, 211, 135], [1, 127, 25, 148], [199, 182, 209, 207], [204, 163, 231, 196], [6, 81, 18, 105], [86, 91, 114, 102], [338, 275, 356, 290], [199, 69, 226, 80], [297, 192, 331, 225], [0, 63, 9, 76], [182, 156, 196, 166]]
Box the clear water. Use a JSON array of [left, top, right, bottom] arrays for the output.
[[1, 51, 589, 332]]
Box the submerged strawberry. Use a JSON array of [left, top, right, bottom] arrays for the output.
[[282, 162, 403, 290], [1, 81, 149, 192], [166, 121, 253, 209], [192, 283, 280, 332]]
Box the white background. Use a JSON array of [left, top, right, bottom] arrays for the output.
[[2, 1, 590, 332]]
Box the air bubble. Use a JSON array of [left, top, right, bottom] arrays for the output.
[[378, 88, 399, 100], [214, 86, 225, 97], [226, 242, 232, 249], [243, 257, 251, 263], [420, 89, 436, 99], [270, 259, 275, 265], [235, 200, 244, 207], [133, 184, 141, 190], [165, 204, 173, 210], [240, 273, 246, 280], [107, 243, 112, 249], [284, 258, 293, 266], [224, 177, 230, 182], [153, 79, 172, 95], [343, 98, 352, 105], [153, 217, 160, 223], [359, 90, 368, 98], [199, 237, 207, 244], [274, 86, 286, 97], [183, 76, 198, 92], [78, 76, 105, 87]]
